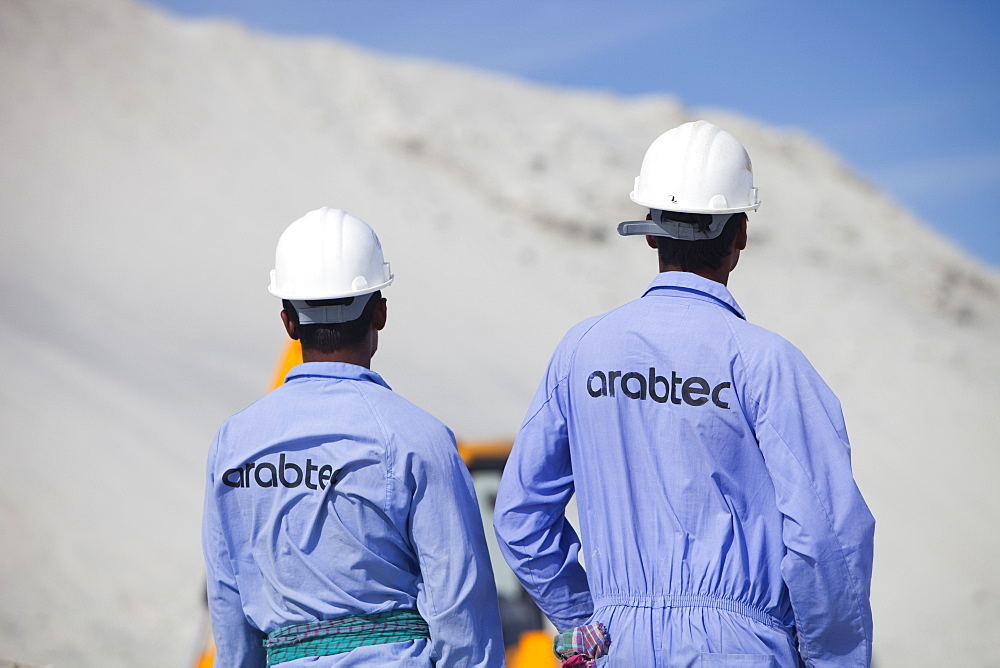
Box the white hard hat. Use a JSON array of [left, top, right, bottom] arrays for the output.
[[268, 207, 393, 310], [618, 120, 760, 239]]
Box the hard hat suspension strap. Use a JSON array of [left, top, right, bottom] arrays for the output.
[[291, 293, 373, 325]]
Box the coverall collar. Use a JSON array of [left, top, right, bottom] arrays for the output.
[[642, 271, 746, 321], [284, 362, 392, 389]]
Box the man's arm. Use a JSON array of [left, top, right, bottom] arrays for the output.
[[403, 424, 506, 667], [752, 342, 875, 667], [493, 353, 594, 632], [202, 435, 267, 668]]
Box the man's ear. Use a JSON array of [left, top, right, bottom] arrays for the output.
[[646, 234, 660, 250], [281, 309, 299, 340], [373, 297, 387, 331], [735, 215, 748, 251]]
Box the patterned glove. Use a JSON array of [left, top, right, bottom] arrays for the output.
[[553, 622, 611, 667]]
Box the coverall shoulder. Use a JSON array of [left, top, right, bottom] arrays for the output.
[[494, 272, 875, 667], [203, 362, 505, 667]]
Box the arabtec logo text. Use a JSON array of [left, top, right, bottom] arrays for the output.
[[223, 454, 337, 490], [587, 367, 731, 409]]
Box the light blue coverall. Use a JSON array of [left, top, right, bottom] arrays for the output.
[[203, 363, 505, 667], [494, 272, 875, 667]]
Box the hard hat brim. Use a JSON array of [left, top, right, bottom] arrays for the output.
[[619, 209, 740, 240], [618, 220, 731, 240], [267, 275, 394, 301], [629, 192, 761, 215]]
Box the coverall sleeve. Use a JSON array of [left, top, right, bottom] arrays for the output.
[[402, 426, 506, 667], [493, 350, 594, 632], [202, 435, 267, 668], [751, 342, 875, 667]]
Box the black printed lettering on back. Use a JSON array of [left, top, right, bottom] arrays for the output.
[[222, 456, 337, 491], [585, 366, 732, 410]]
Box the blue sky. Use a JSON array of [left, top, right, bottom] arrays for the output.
[[147, 0, 1000, 268]]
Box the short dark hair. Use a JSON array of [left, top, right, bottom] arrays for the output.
[[653, 212, 745, 272], [282, 291, 381, 353]]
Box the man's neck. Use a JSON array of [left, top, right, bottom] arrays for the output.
[[659, 265, 731, 286], [301, 346, 372, 368]]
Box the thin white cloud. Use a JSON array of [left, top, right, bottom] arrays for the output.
[[874, 150, 1000, 199]]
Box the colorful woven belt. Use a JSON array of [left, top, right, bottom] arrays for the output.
[[264, 609, 430, 666]]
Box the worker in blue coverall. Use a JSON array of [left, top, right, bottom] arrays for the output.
[[203, 207, 505, 667], [494, 121, 875, 667]]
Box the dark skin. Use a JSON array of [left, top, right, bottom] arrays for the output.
[[644, 214, 748, 286], [280, 297, 388, 368]]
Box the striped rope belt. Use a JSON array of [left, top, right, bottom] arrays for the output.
[[264, 609, 430, 666]]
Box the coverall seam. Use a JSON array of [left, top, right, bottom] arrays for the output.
[[757, 413, 871, 649], [593, 593, 787, 629], [206, 438, 247, 625], [512, 312, 613, 620], [643, 284, 746, 320], [512, 393, 560, 601], [522, 309, 620, 426], [205, 422, 290, 659], [721, 314, 761, 428], [725, 321, 870, 656], [562, 309, 623, 402], [388, 471, 443, 619], [349, 381, 396, 516]]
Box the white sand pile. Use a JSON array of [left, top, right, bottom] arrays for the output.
[[1, 0, 998, 665]]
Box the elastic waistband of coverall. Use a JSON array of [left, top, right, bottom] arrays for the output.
[[263, 609, 430, 666], [594, 594, 791, 630]]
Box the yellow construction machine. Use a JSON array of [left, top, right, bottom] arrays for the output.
[[193, 342, 556, 667]]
